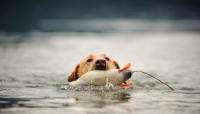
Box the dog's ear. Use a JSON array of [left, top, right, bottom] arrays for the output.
[[113, 60, 120, 69], [67, 64, 80, 82]]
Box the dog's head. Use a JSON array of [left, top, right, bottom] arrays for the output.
[[68, 53, 120, 82]]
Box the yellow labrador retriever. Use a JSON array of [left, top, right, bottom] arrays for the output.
[[68, 53, 120, 82]]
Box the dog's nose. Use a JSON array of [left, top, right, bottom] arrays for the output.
[[95, 59, 106, 70], [95, 59, 106, 66]]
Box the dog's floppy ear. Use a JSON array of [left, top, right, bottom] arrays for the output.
[[113, 60, 120, 69], [67, 64, 80, 82]]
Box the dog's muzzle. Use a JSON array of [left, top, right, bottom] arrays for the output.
[[95, 59, 106, 70]]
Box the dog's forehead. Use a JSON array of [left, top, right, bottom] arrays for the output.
[[87, 53, 107, 58]]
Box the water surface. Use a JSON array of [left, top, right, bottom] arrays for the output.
[[0, 19, 200, 114]]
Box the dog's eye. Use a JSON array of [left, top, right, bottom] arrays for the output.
[[105, 57, 110, 61], [87, 58, 93, 62]]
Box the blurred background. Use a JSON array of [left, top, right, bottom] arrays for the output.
[[0, 1, 200, 113], [0, 0, 200, 32], [0, 0, 200, 86]]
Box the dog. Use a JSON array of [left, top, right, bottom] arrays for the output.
[[68, 53, 120, 82]]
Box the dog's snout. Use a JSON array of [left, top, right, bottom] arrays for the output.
[[95, 59, 106, 70], [96, 59, 106, 65]]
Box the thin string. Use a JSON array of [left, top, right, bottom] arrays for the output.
[[132, 71, 174, 90]]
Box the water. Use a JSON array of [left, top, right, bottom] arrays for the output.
[[0, 19, 200, 114]]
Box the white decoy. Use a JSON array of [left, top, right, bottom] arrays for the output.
[[69, 63, 174, 90]]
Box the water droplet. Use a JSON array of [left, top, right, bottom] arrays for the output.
[[105, 75, 115, 90]]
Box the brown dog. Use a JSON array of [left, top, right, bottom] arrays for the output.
[[68, 53, 120, 82]]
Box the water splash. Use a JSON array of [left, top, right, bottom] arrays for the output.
[[104, 75, 115, 90]]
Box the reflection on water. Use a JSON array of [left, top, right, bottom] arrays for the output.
[[0, 19, 200, 114]]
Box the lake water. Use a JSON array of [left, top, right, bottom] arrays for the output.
[[0, 19, 200, 114]]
